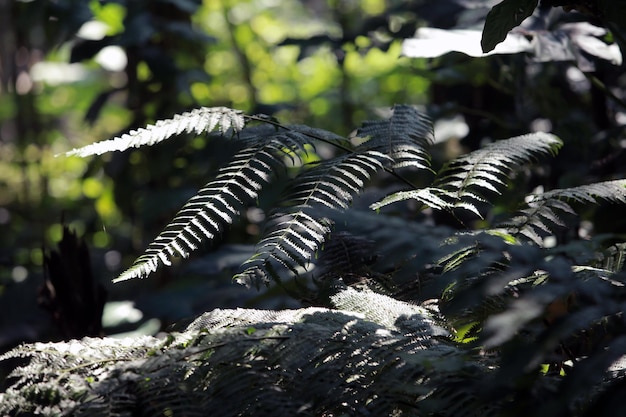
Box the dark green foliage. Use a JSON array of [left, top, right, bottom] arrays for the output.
[[481, 0, 626, 54], [40, 226, 106, 339], [4, 1, 626, 414], [482, 0, 538, 53], [0, 288, 478, 417], [373, 133, 562, 218], [3, 103, 626, 415]]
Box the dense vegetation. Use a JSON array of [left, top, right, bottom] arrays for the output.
[[1, 0, 626, 415]]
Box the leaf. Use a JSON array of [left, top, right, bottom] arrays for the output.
[[236, 151, 389, 288], [372, 132, 561, 219], [356, 105, 434, 170], [503, 179, 626, 243], [114, 144, 280, 283], [483, 297, 545, 348], [403, 27, 533, 58], [371, 188, 453, 211], [481, 0, 538, 53], [0, 290, 474, 417], [65, 107, 245, 157]]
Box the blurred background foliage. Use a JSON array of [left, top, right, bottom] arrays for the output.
[[1, 0, 625, 349]]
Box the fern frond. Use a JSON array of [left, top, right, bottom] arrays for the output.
[[65, 107, 244, 157], [111, 120, 346, 282], [0, 290, 482, 417], [236, 151, 389, 287], [235, 210, 332, 287], [533, 180, 626, 205], [434, 132, 561, 206], [372, 132, 562, 217], [503, 179, 626, 244], [356, 104, 434, 170], [371, 187, 486, 217], [114, 143, 281, 282]]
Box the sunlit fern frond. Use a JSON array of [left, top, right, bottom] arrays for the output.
[[371, 187, 462, 213], [283, 150, 391, 209], [235, 210, 333, 287], [434, 132, 562, 199], [65, 107, 245, 157], [114, 142, 282, 282], [65, 105, 438, 284], [371, 132, 562, 217], [535, 180, 626, 205], [235, 151, 390, 287], [503, 179, 626, 245], [116, 124, 346, 283], [356, 104, 434, 170], [0, 289, 486, 417]]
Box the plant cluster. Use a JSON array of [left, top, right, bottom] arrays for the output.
[[2, 0, 626, 415], [2, 104, 626, 415]]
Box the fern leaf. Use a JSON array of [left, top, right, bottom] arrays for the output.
[[356, 105, 434, 170], [372, 132, 562, 218], [65, 107, 244, 157], [531, 179, 626, 205], [372, 187, 452, 211], [435, 132, 562, 200], [503, 179, 626, 244], [235, 210, 332, 287], [0, 291, 479, 417], [114, 144, 279, 282], [236, 151, 389, 287]]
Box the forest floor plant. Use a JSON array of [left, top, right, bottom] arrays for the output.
[[2, 105, 626, 416]]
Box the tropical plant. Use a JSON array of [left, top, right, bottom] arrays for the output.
[[3, 104, 626, 415], [61, 104, 567, 290], [3, 0, 626, 414]]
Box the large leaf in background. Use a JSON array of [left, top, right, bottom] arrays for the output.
[[403, 24, 622, 69], [403, 27, 533, 58], [481, 0, 538, 53], [557, 22, 623, 69]]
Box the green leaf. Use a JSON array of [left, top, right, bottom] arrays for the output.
[[481, 0, 538, 53]]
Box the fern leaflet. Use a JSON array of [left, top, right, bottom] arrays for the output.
[[372, 132, 562, 217], [356, 104, 434, 170], [236, 151, 389, 287], [114, 143, 281, 282], [503, 179, 626, 244], [65, 107, 244, 157]]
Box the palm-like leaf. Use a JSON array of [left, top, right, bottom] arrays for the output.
[[114, 142, 281, 282], [65, 107, 245, 157], [372, 132, 562, 217], [236, 151, 390, 287], [503, 179, 626, 244], [356, 104, 434, 170]]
